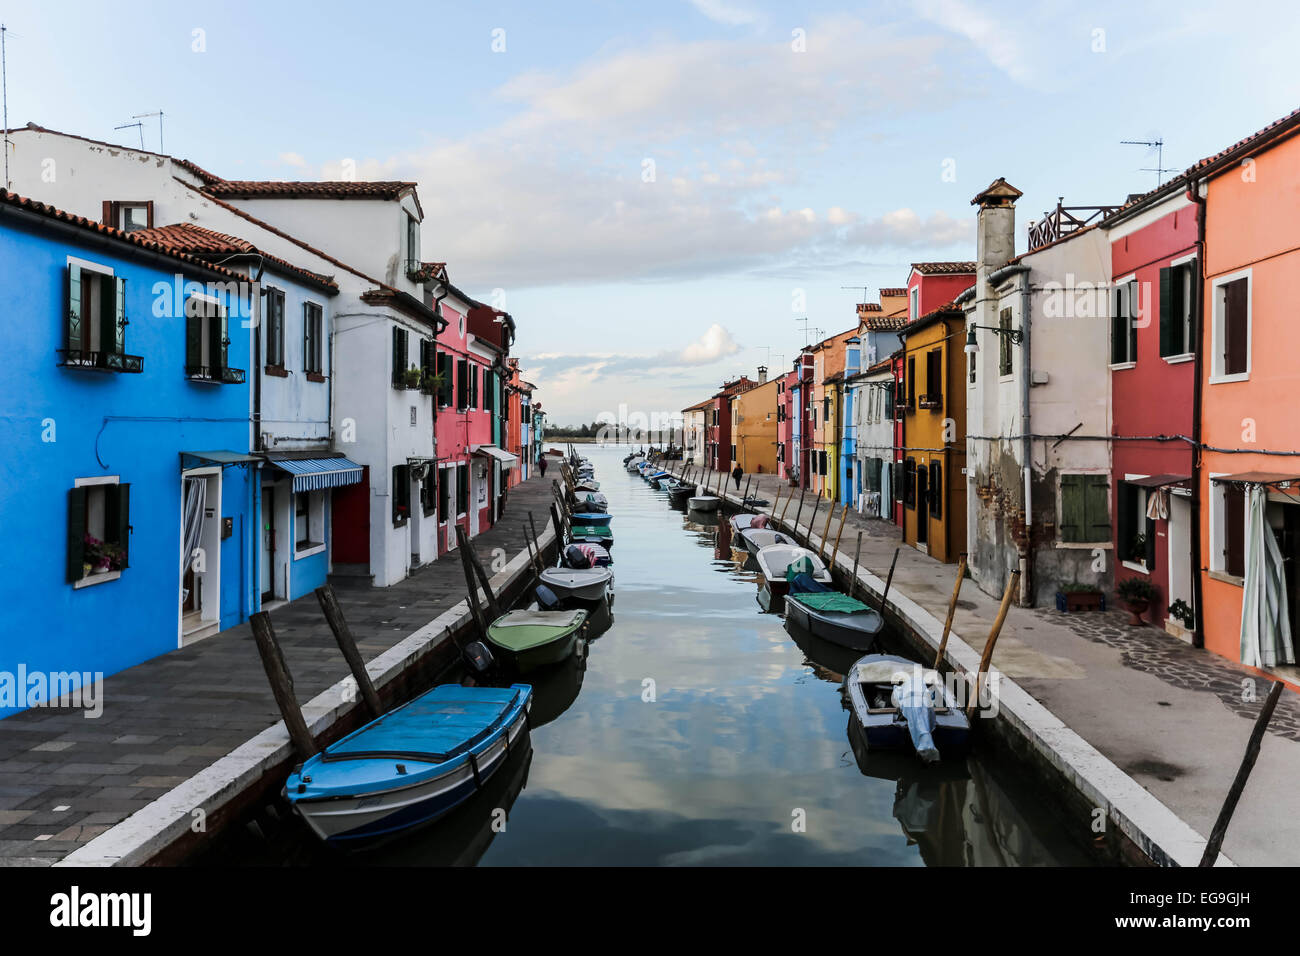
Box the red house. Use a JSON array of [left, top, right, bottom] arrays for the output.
[[704, 376, 756, 475], [777, 366, 798, 480], [1104, 183, 1200, 638]]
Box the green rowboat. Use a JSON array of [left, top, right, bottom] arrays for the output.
[[486, 609, 588, 673]]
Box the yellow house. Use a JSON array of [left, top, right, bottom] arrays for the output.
[[898, 303, 967, 563], [732, 375, 780, 475]]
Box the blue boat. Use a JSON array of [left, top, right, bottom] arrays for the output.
[[843, 655, 969, 763], [284, 683, 532, 844], [571, 512, 612, 527]]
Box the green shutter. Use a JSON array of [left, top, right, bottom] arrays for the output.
[[112, 276, 126, 354], [1158, 267, 1172, 358], [109, 483, 131, 568], [67, 264, 83, 354], [67, 487, 87, 582], [218, 305, 229, 371], [1060, 474, 1083, 542], [186, 304, 202, 368], [1187, 259, 1199, 358], [1085, 474, 1111, 542]]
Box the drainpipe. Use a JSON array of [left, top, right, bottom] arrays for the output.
[[988, 261, 1033, 605], [1190, 181, 1208, 649]]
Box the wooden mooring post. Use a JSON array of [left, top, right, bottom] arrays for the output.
[[830, 503, 849, 567], [818, 501, 836, 560], [967, 569, 1019, 721], [849, 531, 863, 602], [248, 611, 317, 760], [527, 512, 546, 572], [742, 475, 753, 509], [880, 546, 900, 609], [1199, 680, 1285, 866], [456, 525, 502, 622], [934, 555, 968, 669], [314, 584, 382, 718], [780, 487, 796, 525], [770, 484, 782, 518]]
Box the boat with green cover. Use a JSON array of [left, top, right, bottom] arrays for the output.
[[784, 578, 883, 650], [486, 608, 588, 672]]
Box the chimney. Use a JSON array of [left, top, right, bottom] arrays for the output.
[[757, 365, 768, 385], [971, 177, 1021, 278]]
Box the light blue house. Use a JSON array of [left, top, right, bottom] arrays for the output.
[[0, 194, 259, 716]]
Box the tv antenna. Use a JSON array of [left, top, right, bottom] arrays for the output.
[[795, 316, 824, 347], [840, 285, 872, 304], [134, 110, 164, 153], [1121, 137, 1175, 188], [115, 119, 145, 149]]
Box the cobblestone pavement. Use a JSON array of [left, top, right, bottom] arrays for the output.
[[0, 475, 558, 865]]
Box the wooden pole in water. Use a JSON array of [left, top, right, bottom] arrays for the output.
[[967, 568, 1019, 721], [770, 484, 782, 518], [527, 512, 545, 570], [934, 555, 968, 669], [818, 500, 836, 560], [456, 526, 502, 621], [1199, 680, 1285, 866], [830, 502, 849, 567], [314, 584, 382, 718], [248, 611, 317, 759], [742, 475, 753, 509], [793, 492, 807, 541], [849, 531, 863, 601], [550, 502, 567, 545], [880, 546, 900, 609], [780, 487, 795, 525]]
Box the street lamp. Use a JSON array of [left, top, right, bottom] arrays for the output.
[[965, 324, 1023, 354]]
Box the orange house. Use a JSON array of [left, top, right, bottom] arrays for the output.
[[1196, 108, 1300, 672]]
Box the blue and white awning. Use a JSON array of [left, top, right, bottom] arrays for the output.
[[269, 456, 365, 492]]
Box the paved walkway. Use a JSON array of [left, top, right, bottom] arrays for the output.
[[682, 465, 1300, 866], [0, 475, 559, 866]]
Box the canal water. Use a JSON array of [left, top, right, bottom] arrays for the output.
[[209, 443, 1091, 866]]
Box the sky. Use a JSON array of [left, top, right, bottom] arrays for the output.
[[4, 0, 1299, 424]]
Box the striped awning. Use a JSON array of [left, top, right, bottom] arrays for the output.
[[269, 456, 365, 492]]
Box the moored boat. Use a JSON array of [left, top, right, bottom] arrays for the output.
[[571, 512, 612, 528], [486, 608, 588, 673], [688, 494, 721, 512], [754, 544, 831, 596], [736, 527, 794, 555], [284, 683, 532, 844], [784, 582, 883, 650], [843, 654, 970, 763], [538, 566, 614, 604]]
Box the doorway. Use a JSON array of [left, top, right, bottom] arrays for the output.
[[261, 486, 276, 602], [916, 464, 929, 546]]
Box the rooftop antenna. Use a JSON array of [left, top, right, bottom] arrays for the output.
[[1121, 137, 1174, 188], [2, 24, 10, 191], [134, 110, 164, 153], [115, 119, 145, 149], [795, 316, 824, 347], [840, 285, 872, 304]]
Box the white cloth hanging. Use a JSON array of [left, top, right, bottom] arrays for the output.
[[1145, 487, 1169, 521], [1240, 484, 1294, 668]]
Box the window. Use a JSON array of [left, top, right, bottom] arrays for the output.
[[61, 261, 141, 372], [1160, 259, 1196, 358], [418, 339, 436, 394], [999, 307, 1015, 375], [884, 382, 895, 421], [405, 213, 421, 276], [186, 295, 241, 383], [304, 302, 324, 377], [102, 201, 153, 233], [392, 465, 410, 525], [903, 458, 916, 508], [928, 462, 942, 518], [1110, 280, 1138, 365], [294, 491, 324, 552], [969, 326, 977, 384], [1211, 480, 1246, 578], [67, 479, 130, 584], [421, 470, 437, 517], [923, 349, 942, 408], [909, 287, 918, 320], [484, 370, 495, 415], [1212, 274, 1250, 380], [439, 466, 453, 522], [264, 288, 286, 368], [436, 351, 453, 407], [456, 358, 468, 409], [906, 357, 915, 410], [392, 327, 410, 387], [1059, 474, 1110, 543], [456, 464, 469, 516], [732, 444, 738, 462], [1116, 481, 1155, 568], [468, 364, 479, 409]]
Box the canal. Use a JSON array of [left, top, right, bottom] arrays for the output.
[[206, 443, 1091, 866]]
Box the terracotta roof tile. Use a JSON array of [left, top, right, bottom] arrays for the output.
[[131, 223, 338, 292], [1184, 106, 1300, 177], [878, 287, 907, 296], [862, 315, 909, 332], [856, 302, 883, 312], [206, 180, 418, 200], [911, 261, 976, 275]]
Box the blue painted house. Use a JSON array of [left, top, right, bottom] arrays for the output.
[[0, 192, 258, 716], [839, 337, 861, 507]]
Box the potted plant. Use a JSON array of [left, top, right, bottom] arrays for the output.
[[1056, 581, 1106, 613], [401, 365, 423, 389], [1168, 598, 1194, 630], [83, 533, 112, 573], [1127, 533, 1147, 564], [1116, 577, 1156, 626]]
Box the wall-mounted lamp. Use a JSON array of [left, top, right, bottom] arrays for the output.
[[965, 324, 1023, 354]]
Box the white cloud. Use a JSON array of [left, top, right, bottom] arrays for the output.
[[680, 324, 740, 364], [687, 0, 761, 27], [913, 0, 1034, 84]]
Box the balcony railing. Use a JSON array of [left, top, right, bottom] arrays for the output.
[[58, 349, 144, 373], [918, 393, 943, 410], [1027, 200, 1121, 251], [186, 364, 245, 384]]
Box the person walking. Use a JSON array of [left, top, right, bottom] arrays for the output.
[[538, 456, 548, 477], [732, 463, 743, 490]]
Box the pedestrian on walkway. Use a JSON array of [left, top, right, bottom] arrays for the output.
[[539, 456, 548, 477], [732, 463, 743, 490]]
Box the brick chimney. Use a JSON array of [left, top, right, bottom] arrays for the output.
[[971, 177, 1021, 277]]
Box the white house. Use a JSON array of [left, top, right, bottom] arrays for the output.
[[961, 178, 1114, 606], [850, 357, 896, 516]]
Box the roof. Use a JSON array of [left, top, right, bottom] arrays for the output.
[[971, 177, 1023, 207], [11, 123, 224, 185], [899, 299, 965, 337], [132, 223, 338, 294], [205, 180, 418, 201], [910, 261, 976, 275], [856, 302, 882, 312], [0, 189, 252, 285], [1185, 106, 1300, 180], [879, 287, 907, 297], [861, 314, 909, 332]]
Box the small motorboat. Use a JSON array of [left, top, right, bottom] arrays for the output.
[[284, 683, 532, 844], [736, 527, 795, 555], [571, 512, 612, 528], [729, 513, 761, 534], [562, 542, 612, 568], [754, 544, 831, 597], [486, 608, 588, 673], [626, 457, 645, 473], [783, 574, 883, 650], [844, 654, 970, 763], [539, 566, 614, 604], [688, 495, 721, 512], [574, 479, 601, 492], [574, 491, 608, 512]]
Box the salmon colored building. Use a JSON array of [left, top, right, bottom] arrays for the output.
[[1194, 109, 1300, 671]]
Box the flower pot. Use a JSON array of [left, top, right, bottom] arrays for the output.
[[1124, 598, 1150, 627]]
